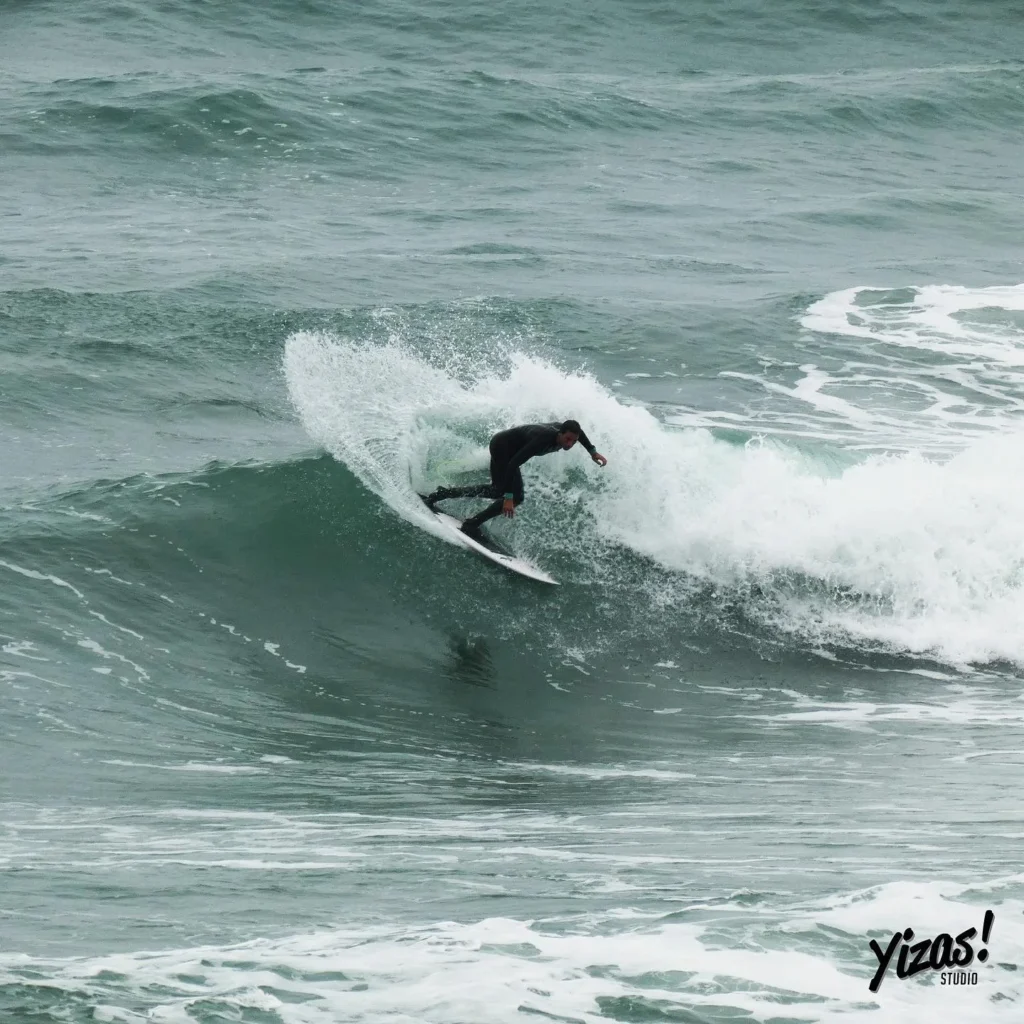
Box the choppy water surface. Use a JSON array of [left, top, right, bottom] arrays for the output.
[[3, 1, 1024, 1021]]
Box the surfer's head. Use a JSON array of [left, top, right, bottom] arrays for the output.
[[557, 420, 581, 449]]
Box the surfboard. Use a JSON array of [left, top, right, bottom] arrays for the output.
[[428, 510, 558, 585]]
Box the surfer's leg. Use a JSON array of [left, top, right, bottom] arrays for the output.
[[460, 499, 504, 537], [423, 482, 494, 509], [425, 446, 510, 510], [461, 468, 523, 536]]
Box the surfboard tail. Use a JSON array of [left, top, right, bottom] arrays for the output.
[[427, 511, 558, 585]]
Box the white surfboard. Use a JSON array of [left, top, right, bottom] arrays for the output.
[[430, 511, 558, 585]]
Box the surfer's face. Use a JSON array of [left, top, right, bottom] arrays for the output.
[[557, 431, 579, 450]]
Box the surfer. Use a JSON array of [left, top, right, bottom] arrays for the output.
[[422, 420, 607, 540]]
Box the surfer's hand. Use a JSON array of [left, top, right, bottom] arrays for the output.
[[592, 452, 607, 467], [502, 498, 515, 518]]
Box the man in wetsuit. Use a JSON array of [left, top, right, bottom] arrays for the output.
[[422, 419, 608, 541]]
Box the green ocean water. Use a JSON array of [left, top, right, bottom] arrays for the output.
[[3, 2, 1024, 1021]]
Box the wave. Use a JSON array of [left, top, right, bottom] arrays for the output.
[[284, 328, 1024, 666], [3, 76, 332, 162], [7, 54, 1023, 171], [4, 298, 1024, 678]]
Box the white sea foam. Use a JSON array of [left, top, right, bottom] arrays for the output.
[[1, 799, 1020, 1020], [2, 880, 1020, 1024], [667, 283, 1024, 455], [803, 284, 1024, 364], [77, 639, 151, 681], [515, 762, 695, 781], [2, 640, 49, 660], [99, 759, 268, 774], [791, 283, 1024, 450], [0, 559, 86, 600], [747, 691, 1024, 731]]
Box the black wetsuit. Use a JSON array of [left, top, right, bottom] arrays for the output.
[[427, 422, 597, 529]]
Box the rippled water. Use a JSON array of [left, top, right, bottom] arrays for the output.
[[3, 1, 1024, 1020]]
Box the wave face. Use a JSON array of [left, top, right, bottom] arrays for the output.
[[4, 0, 1024, 1020]]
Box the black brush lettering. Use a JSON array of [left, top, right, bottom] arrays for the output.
[[929, 933, 953, 970], [907, 938, 932, 977], [869, 933, 903, 993], [978, 910, 994, 962], [895, 928, 915, 979], [952, 927, 975, 967]]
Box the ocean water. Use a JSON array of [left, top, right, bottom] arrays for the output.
[[3, 0, 1024, 1020]]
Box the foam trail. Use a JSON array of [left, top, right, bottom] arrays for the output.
[[804, 284, 1024, 362], [679, 283, 1024, 454]]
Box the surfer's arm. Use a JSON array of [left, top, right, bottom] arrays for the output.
[[577, 428, 607, 467]]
